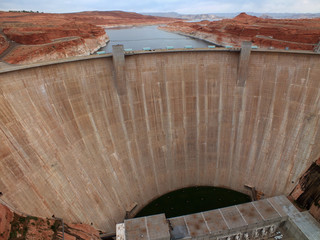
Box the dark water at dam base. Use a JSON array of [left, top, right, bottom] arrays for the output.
[[135, 186, 251, 218]]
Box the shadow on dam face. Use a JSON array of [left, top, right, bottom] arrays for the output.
[[0, 49, 320, 232]]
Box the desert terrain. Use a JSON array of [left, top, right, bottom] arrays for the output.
[[160, 12, 320, 50], [0, 11, 176, 64]]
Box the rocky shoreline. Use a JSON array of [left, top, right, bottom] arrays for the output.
[[158, 27, 221, 46], [3, 33, 109, 65], [0, 11, 176, 64], [160, 13, 320, 50]]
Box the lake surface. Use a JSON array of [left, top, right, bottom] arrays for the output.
[[99, 25, 214, 53], [134, 186, 251, 218]]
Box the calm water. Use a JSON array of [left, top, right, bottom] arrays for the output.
[[135, 186, 251, 218], [100, 25, 214, 53]]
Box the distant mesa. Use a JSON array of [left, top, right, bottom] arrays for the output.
[[260, 14, 273, 19], [233, 12, 259, 22], [160, 12, 320, 50]]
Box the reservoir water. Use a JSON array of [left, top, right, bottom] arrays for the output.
[[134, 186, 251, 218], [100, 25, 214, 52]]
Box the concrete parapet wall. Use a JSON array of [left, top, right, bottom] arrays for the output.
[[0, 51, 320, 232], [121, 196, 319, 240]]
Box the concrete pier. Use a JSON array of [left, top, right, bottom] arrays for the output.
[[0, 49, 320, 232], [112, 45, 127, 95], [237, 41, 252, 86]]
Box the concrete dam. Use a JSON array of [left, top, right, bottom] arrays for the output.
[[0, 47, 320, 233]]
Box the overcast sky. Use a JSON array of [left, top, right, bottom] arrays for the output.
[[1, 0, 320, 14]]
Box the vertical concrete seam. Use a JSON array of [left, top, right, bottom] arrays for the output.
[[267, 198, 284, 217], [115, 92, 143, 200], [235, 206, 248, 225], [246, 65, 264, 174], [100, 100, 121, 183], [219, 209, 231, 229], [227, 87, 237, 186], [255, 65, 279, 194], [275, 66, 307, 193], [292, 67, 316, 179], [196, 63, 200, 184], [204, 70, 208, 184], [141, 83, 160, 194], [163, 65, 173, 189], [201, 212, 211, 233], [267, 68, 292, 192], [183, 216, 191, 237], [214, 68, 223, 185], [182, 79, 187, 185], [251, 202, 266, 221], [157, 82, 168, 173], [145, 217, 150, 240], [230, 86, 247, 188]]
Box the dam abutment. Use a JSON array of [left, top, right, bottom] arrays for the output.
[[0, 49, 320, 232]]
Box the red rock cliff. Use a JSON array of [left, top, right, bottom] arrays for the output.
[[0, 35, 9, 55], [0, 11, 176, 64], [0, 202, 100, 240], [0, 204, 14, 240], [290, 158, 320, 222], [160, 12, 320, 50]]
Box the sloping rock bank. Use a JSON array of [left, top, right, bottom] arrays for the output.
[[0, 34, 9, 55], [4, 30, 108, 64], [0, 203, 100, 240], [290, 158, 320, 222], [0, 11, 176, 64], [160, 12, 320, 50]]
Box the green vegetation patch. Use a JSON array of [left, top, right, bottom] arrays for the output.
[[8, 214, 39, 240]]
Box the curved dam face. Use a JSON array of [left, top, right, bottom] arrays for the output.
[[0, 50, 320, 232]]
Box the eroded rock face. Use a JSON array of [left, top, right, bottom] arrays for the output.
[[0, 203, 100, 240], [160, 12, 320, 50], [4, 33, 108, 64], [2, 23, 106, 45], [0, 11, 176, 64], [64, 223, 100, 240], [290, 159, 320, 222], [0, 204, 14, 240], [0, 35, 9, 55]]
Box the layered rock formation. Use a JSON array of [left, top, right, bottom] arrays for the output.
[[290, 158, 320, 222], [0, 34, 9, 55], [0, 11, 176, 64], [0, 203, 100, 240], [160, 12, 320, 50], [2, 22, 108, 64], [0, 204, 13, 240]]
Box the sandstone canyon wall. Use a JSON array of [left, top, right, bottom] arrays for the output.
[[0, 11, 176, 64], [0, 202, 100, 240], [290, 158, 320, 222], [160, 13, 320, 50]]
